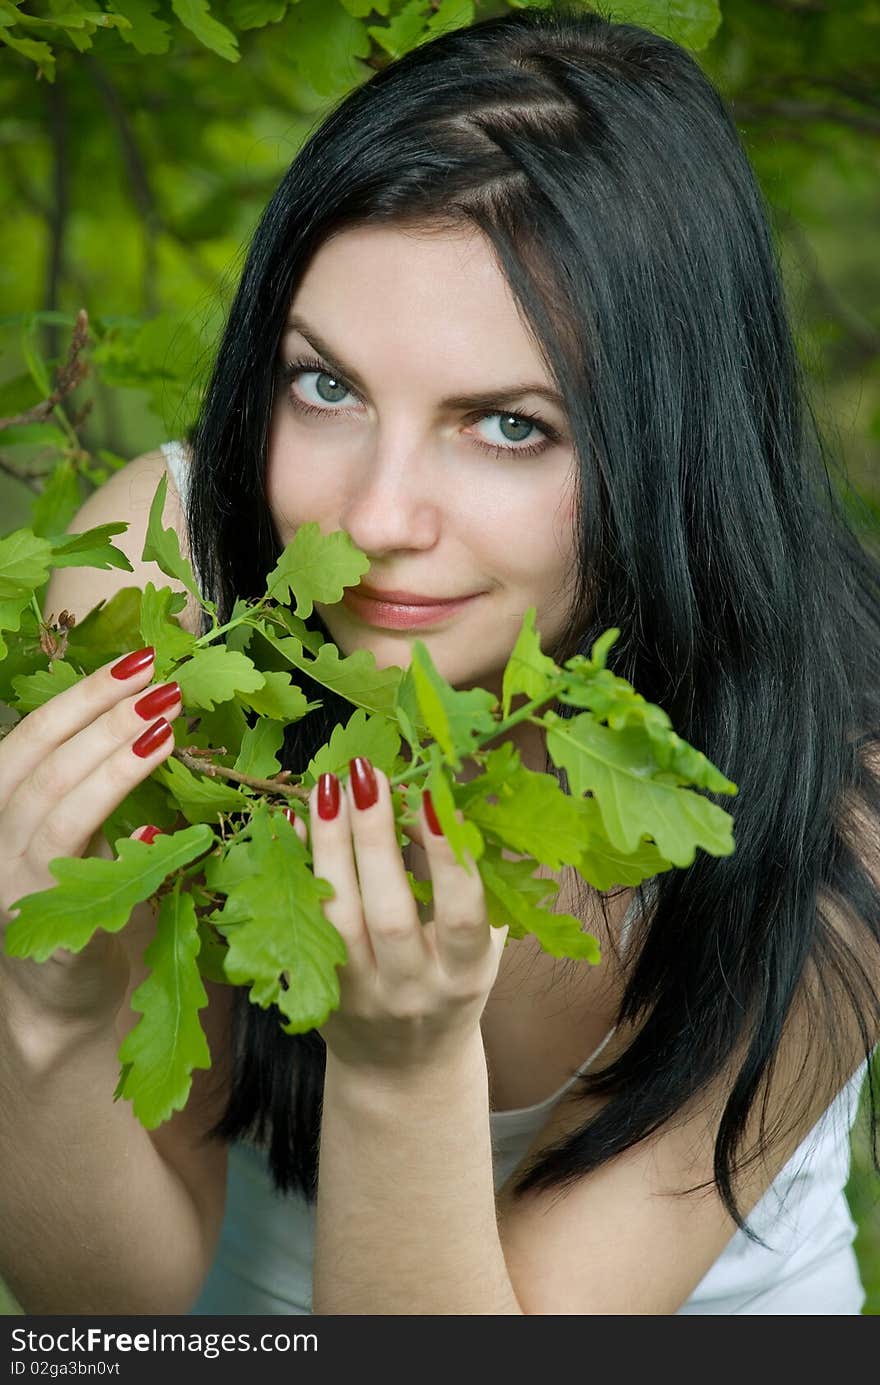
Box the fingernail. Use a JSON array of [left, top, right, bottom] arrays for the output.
[[111, 647, 155, 680], [283, 807, 298, 826], [131, 717, 173, 758], [138, 825, 163, 845], [349, 757, 378, 811], [134, 681, 181, 721], [423, 789, 444, 837], [317, 773, 340, 821]]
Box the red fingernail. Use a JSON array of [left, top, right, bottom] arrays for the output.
[[138, 825, 163, 845], [423, 790, 444, 836], [111, 647, 155, 680], [349, 757, 378, 811], [317, 773, 340, 820], [131, 717, 173, 758], [134, 681, 181, 721], [283, 807, 298, 826]]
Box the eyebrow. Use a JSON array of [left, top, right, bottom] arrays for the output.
[[282, 313, 566, 413]]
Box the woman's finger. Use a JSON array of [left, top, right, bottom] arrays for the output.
[[419, 790, 497, 975], [4, 680, 183, 856], [343, 760, 430, 983], [0, 647, 158, 806], [131, 825, 164, 844], [308, 772, 375, 974], [22, 715, 179, 868]]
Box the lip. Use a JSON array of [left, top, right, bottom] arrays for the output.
[[341, 587, 482, 630]]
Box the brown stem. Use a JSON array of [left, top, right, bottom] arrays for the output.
[[0, 310, 90, 432], [173, 746, 311, 804]]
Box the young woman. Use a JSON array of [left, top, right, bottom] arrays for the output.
[[1, 5, 878, 1316]]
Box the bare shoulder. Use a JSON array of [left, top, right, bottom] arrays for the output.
[[44, 447, 202, 636]]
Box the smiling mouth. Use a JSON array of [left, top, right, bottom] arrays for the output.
[[340, 588, 482, 630]]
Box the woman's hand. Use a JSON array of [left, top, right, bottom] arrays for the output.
[[0, 646, 183, 1027], [304, 756, 507, 1076]]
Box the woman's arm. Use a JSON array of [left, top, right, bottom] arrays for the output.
[[0, 455, 230, 1314], [310, 757, 880, 1316]]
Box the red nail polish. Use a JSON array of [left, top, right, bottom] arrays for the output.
[[138, 825, 163, 844], [134, 681, 181, 721], [317, 773, 340, 820], [111, 647, 155, 680], [283, 807, 298, 826], [349, 757, 378, 811], [131, 717, 173, 758], [423, 790, 444, 837]]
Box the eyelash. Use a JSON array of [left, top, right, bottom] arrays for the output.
[[277, 355, 559, 460]]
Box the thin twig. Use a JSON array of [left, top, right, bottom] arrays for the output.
[[173, 746, 311, 804], [0, 309, 90, 432]]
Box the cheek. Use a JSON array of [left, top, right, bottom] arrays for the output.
[[265, 417, 334, 540]]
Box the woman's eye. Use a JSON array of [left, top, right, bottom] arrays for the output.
[[474, 413, 541, 448], [293, 367, 354, 409], [280, 357, 559, 458]]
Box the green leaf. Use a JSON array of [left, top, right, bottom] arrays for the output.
[[30, 460, 82, 540], [154, 755, 250, 824], [64, 588, 143, 672], [0, 29, 56, 80], [478, 846, 600, 964], [340, 0, 389, 15], [171, 0, 239, 59], [115, 884, 211, 1128], [5, 825, 214, 962], [237, 668, 312, 722], [264, 522, 370, 619], [368, 0, 429, 58], [574, 797, 673, 893], [0, 530, 53, 602], [195, 919, 232, 985], [176, 645, 265, 711], [48, 523, 133, 574], [260, 627, 404, 719], [407, 638, 497, 771], [227, 0, 286, 27], [11, 659, 80, 714], [305, 706, 401, 787], [422, 750, 484, 871], [545, 716, 735, 866], [209, 804, 346, 1033], [284, 0, 372, 96], [234, 717, 285, 779], [457, 743, 592, 871], [111, 0, 172, 53], [501, 605, 560, 719], [141, 474, 201, 603], [421, 0, 474, 43], [0, 591, 35, 666], [184, 698, 248, 764], [139, 582, 198, 678], [603, 0, 721, 51]]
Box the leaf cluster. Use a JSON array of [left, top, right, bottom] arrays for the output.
[[0, 474, 738, 1127]]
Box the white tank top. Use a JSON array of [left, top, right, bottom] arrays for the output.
[[160, 442, 869, 1316]]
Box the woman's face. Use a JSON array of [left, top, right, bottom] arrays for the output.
[[266, 224, 579, 698]]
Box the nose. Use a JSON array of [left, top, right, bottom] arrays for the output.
[[337, 429, 442, 556]]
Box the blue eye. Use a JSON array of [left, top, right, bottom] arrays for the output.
[[278, 355, 560, 460]]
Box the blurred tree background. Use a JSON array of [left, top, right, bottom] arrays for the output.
[[1, 0, 878, 1312]]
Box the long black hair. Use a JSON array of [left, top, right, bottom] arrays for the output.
[[184, 3, 880, 1230]]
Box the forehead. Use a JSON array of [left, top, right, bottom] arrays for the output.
[[288, 224, 545, 364]]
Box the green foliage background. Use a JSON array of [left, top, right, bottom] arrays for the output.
[[1, 0, 878, 1315]]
